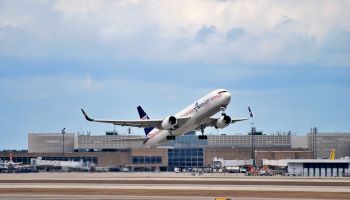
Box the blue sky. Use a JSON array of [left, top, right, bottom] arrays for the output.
[[0, 0, 349, 149]]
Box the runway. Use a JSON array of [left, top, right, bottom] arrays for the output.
[[0, 173, 349, 200], [0, 182, 349, 193], [0, 194, 332, 200]]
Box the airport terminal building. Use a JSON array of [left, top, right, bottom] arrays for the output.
[[1, 131, 349, 172]]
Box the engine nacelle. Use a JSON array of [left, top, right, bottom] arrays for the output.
[[161, 116, 177, 129], [215, 115, 231, 129]]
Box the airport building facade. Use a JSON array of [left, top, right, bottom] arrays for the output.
[[28, 132, 309, 152], [308, 133, 350, 159], [1, 132, 349, 172], [263, 159, 350, 177]]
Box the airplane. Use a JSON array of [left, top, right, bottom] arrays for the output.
[[0, 151, 24, 172], [81, 89, 248, 146]]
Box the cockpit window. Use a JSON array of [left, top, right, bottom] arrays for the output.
[[218, 91, 227, 94]]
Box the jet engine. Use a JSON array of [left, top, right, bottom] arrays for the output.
[[215, 115, 231, 129], [161, 116, 177, 129]]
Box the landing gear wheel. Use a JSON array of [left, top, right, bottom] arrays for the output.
[[167, 130, 176, 140], [198, 135, 207, 140], [220, 106, 227, 116], [198, 125, 208, 140], [166, 135, 176, 140]]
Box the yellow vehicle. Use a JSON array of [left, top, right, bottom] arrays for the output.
[[330, 148, 335, 160]]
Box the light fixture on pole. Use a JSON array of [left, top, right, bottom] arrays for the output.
[[62, 128, 65, 158]]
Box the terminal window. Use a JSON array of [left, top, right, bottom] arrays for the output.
[[168, 148, 204, 170], [41, 156, 98, 164], [132, 156, 162, 164]]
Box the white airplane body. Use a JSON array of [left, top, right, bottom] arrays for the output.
[[82, 89, 247, 146], [146, 89, 232, 145]]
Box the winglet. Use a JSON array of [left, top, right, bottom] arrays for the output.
[[248, 106, 254, 118], [81, 109, 93, 121]]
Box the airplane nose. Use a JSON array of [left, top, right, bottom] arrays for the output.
[[226, 91, 231, 99], [223, 92, 231, 104]]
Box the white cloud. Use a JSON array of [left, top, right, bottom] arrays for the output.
[[0, 0, 349, 66], [0, 74, 208, 104], [0, 75, 102, 101]]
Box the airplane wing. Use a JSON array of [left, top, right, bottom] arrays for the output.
[[197, 117, 248, 129], [81, 109, 190, 129], [231, 118, 249, 123]]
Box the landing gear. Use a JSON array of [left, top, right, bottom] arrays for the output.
[[220, 106, 227, 116], [166, 130, 176, 140], [166, 135, 176, 140], [198, 125, 208, 140], [198, 135, 207, 140]]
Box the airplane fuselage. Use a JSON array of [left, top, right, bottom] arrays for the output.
[[145, 89, 231, 145]]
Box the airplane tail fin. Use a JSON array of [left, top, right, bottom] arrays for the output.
[[137, 106, 154, 136]]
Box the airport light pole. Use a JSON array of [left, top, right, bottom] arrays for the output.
[[62, 128, 65, 158], [313, 127, 318, 159], [251, 126, 256, 168], [248, 107, 256, 168], [310, 126, 318, 159]]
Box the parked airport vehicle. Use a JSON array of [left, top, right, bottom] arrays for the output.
[[82, 89, 248, 145], [225, 166, 240, 173], [240, 167, 247, 173], [31, 157, 88, 172], [174, 167, 180, 173], [212, 157, 251, 173]]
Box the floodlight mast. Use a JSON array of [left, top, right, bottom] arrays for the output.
[[248, 107, 256, 168], [62, 128, 65, 158]]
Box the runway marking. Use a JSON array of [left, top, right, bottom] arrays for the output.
[[0, 183, 349, 193], [0, 173, 349, 199], [0, 188, 349, 199], [0, 194, 337, 200]]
